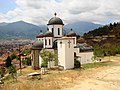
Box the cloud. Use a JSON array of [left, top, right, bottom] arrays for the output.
[[0, 0, 120, 25]]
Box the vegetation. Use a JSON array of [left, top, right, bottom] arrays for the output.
[[82, 61, 112, 69], [10, 53, 18, 60], [83, 22, 120, 57], [0, 70, 4, 78], [8, 65, 17, 81], [22, 57, 32, 66], [74, 60, 81, 68], [22, 49, 31, 55], [84, 22, 120, 37], [4, 56, 12, 68], [93, 43, 120, 57], [40, 49, 58, 68]]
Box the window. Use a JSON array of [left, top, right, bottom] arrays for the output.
[[49, 39, 51, 45], [52, 28, 54, 34], [58, 28, 60, 35], [45, 39, 47, 45], [73, 39, 75, 44]]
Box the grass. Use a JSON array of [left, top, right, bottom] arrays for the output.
[[82, 61, 113, 69], [2, 69, 81, 90], [1, 60, 115, 90]]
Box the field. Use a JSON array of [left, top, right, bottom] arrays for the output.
[[1, 55, 120, 90]]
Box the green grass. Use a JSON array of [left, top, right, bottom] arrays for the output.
[[82, 61, 113, 69]]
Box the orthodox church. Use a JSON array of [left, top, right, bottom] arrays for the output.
[[31, 13, 93, 70]]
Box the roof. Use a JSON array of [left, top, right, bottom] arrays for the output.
[[47, 17, 64, 25], [57, 37, 74, 40], [32, 41, 43, 49], [66, 29, 76, 37], [75, 43, 93, 52], [44, 31, 53, 37], [36, 33, 44, 38]]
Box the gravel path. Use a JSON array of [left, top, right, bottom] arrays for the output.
[[66, 56, 120, 90]]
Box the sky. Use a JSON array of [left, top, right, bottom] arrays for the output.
[[0, 0, 120, 25]]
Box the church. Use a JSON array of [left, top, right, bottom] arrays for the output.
[[31, 13, 93, 70]]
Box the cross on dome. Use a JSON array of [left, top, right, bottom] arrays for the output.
[[40, 30, 42, 33]]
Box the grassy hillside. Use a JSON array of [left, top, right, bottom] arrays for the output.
[[83, 22, 120, 56], [84, 22, 120, 38]]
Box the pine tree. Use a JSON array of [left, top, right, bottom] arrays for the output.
[[4, 56, 12, 68]]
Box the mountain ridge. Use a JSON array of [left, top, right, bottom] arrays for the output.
[[0, 21, 102, 39]]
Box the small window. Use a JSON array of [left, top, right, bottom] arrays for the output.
[[45, 39, 47, 45], [49, 39, 51, 45], [58, 28, 60, 35], [73, 39, 75, 44], [52, 28, 54, 34]]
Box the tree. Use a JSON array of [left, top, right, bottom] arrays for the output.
[[9, 65, 17, 81], [40, 49, 57, 68], [0, 70, 4, 78], [22, 49, 31, 55], [10, 53, 18, 60], [22, 57, 31, 66], [93, 44, 104, 57], [4, 56, 12, 68]]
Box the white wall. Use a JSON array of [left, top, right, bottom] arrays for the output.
[[43, 37, 53, 48], [37, 38, 43, 42], [39, 55, 43, 68], [74, 48, 94, 64], [58, 40, 66, 68], [58, 38, 74, 69], [79, 52, 94, 64], [48, 25, 63, 37], [64, 39, 74, 69]]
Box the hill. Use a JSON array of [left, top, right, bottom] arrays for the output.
[[65, 21, 102, 35], [84, 22, 120, 38], [0, 21, 102, 39], [83, 22, 120, 56], [0, 21, 46, 39]]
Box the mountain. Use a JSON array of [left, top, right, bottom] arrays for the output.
[[0, 21, 102, 39], [65, 21, 102, 35], [83, 22, 120, 38], [0, 22, 9, 26], [0, 21, 46, 39]]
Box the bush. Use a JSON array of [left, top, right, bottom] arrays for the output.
[[74, 60, 81, 68], [0, 70, 4, 78], [22, 57, 31, 66]]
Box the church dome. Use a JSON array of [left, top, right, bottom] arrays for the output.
[[66, 29, 77, 37], [32, 41, 43, 49], [44, 31, 53, 37], [47, 13, 64, 25], [36, 30, 44, 38], [36, 33, 44, 38]]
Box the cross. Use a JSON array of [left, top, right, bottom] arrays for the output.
[[60, 41, 62, 48], [68, 40, 71, 48], [40, 30, 42, 33]]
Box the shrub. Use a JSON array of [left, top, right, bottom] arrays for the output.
[[74, 60, 81, 68]]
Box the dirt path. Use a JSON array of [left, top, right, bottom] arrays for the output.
[[66, 56, 120, 90]]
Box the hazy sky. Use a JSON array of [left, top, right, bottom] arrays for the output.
[[0, 0, 120, 25]]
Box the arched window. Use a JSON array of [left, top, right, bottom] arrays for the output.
[[58, 28, 60, 35], [52, 28, 54, 34], [45, 39, 47, 45], [49, 39, 51, 45], [73, 39, 75, 44]]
